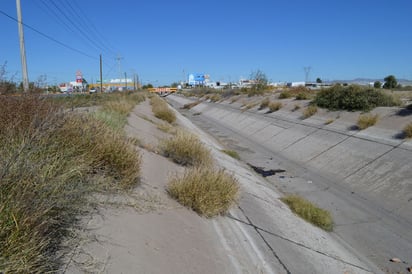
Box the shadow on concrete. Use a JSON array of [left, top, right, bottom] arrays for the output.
[[393, 131, 406, 140], [347, 125, 360, 131], [395, 107, 412, 117]]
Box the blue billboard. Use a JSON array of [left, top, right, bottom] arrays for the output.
[[188, 73, 206, 86]]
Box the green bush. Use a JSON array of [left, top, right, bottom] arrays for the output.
[[314, 85, 399, 111], [281, 195, 333, 231]]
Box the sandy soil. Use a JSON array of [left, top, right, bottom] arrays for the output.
[[61, 100, 243, 274]]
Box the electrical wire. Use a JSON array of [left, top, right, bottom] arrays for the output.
[[0, 9, 97, 60]]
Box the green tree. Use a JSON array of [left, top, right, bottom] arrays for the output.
[[316, 77, 322, 83], [383, 75, 397, 89], [373, 81, 382, 88]]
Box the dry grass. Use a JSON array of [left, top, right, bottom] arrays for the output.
[[303, 105, 318, 118], [268, 101, 282, 113], [324, 119, 334, 125], [243, 101, 259, 110], [150, 96, 176, 123], [182, 101, 200, 109], [167, 168, 239, 217], [281, 195, 333, 231], [0, 94, 141, 273], [259, 98, 270, 110], [357, 113, 379, 130], [403, 122, 412, 138], [159, 130, 213, 167]]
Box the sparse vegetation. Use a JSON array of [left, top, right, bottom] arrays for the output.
[[357, 113, 379, 130], [159, 130, 213, 167], [279, 91, 293, 99], [314, 85, 400, 111], [403, 122, 412, 138], [268, 101, 282, 112], [150, 96, 176, 123], [281, 195, 333, 231], [324, 119, 334, 125], [243, 101, 259, 111], [167, 168, 239, 217], [0, 94, 141, 273], [295, 92, 311, 100], [221, 149, 240, 160], [292, 104, 301, 111], [182, 101, 200, 109], [259, 97, 270, 110], [303, 105, 318, 118]]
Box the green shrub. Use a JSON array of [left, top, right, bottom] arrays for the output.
[[281, 195, 333, 231], [167, 168, 239, 217], [159, 130, 213, 167], [357, 113, 379, 130], [314, 85, 399, 111], [221, 149, 240, 160], [268, 101, 282, 112], [295, 92, 311, 100]]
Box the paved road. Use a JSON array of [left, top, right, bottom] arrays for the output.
[[168, 96, 412, 274]]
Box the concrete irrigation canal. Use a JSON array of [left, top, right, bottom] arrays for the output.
[[167, 94, 412, 274]]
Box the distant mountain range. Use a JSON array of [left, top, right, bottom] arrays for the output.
[[326, 78, 412, 86]]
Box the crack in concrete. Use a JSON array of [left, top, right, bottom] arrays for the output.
[[235, 206, 292, 274], [230, 208, 374, 273]]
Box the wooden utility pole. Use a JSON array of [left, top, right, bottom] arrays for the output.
[[99, 54, 103, 93], [16, 0, 29, 92]]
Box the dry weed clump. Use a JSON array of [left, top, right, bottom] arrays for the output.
[[259, 97, 270, 110], [150, 96, 176, 123], [167, 168, 239, 217], [281, 195, 333, 231], [303, 105, 318, 118], [268, 101, 282, 113], [159, 130, 212, 167], [357, 113, 379, 130], [182, 101, 200, 109], [0, 95, 141, 273], [403, 122, 412, 138]]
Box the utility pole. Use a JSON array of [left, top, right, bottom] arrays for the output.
[[16, 0, 29, 92], [99, 54, 103, 93], [304, 66, 312, 84], [124, 72, 127, 91], [116, 54, 123, 81]]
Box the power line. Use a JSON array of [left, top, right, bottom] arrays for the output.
[[0, 9, 97, 60], [61, 0, 118, 57], [46, 1, 108, 55]]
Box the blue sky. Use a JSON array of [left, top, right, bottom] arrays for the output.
[[1, 0, 411, 86]]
